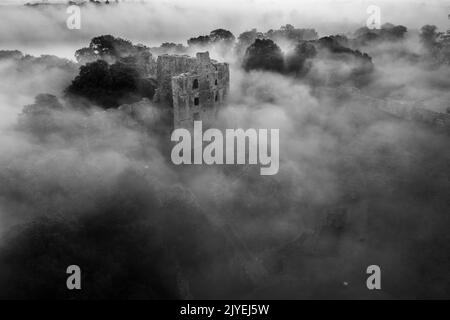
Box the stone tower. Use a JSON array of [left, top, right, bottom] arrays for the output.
[[154, 52, 230, 129]]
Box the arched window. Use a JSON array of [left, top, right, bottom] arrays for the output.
[[215, 79, 218, 86], [194, 97, 200, 106], [215, 93, 219, 102], [193, 79, 199, 89]]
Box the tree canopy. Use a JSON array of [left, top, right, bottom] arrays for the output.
[[285, 41, 317, 76], [187, 29, 236, 47], [66, 60, 156, 109], [242, 39, 284, 73], [75, 35, 153, 73]]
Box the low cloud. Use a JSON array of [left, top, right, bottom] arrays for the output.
[[0, 0, 449, 299]]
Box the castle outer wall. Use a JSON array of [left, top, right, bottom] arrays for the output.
[[155, 52, 230, 129]]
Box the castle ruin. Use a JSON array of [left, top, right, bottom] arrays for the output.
[[315, 86, 450, 133], [154, 52, 230, 129]]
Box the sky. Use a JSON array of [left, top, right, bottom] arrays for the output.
[[0, 0, 449, 60]]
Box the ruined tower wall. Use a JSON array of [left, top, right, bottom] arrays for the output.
[[165, 52, 229, 129], [155, 55, 199, 105], [153, 52, 229, 129]]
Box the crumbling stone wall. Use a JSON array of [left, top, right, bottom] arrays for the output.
[[315, 86, 450, 133], [380, 100, 450, 131], [154, 52, 229, 129]]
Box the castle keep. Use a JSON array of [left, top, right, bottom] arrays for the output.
[[154, 52, 230, 129]]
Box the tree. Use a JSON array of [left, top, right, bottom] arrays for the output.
[[151, 42, 187, 55], [75, 35, 135, 64], [209, 29, 235, 44], [18, 94, 65, 137], [74, 35, 154, 72], [89, 35, 133, 58], [187, 35, 211, 48], [67, 60, 112, 106], [236, 29, 265, 56], [265, 25, 318, 42], [242, 39, 284, 73], [110, 62, 140, 94], [21, 94, 64, 116], [74, 47, 98, 65], [187, 29, 236, 48], [309, 37, 374, 87], [420, 25, 440, 50], [285, 41, 317, 77], [0, 50, 23, 60], [237, 29, 264, 46], [354, 23, 407, 44], [65, 60, 155, 109], [387, 25, 407, 39], [381, 23, 395, 30]]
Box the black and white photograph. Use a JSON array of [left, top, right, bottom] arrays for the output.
[[0, 0, 449, 303]]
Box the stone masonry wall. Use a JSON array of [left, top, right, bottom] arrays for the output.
[[154, 52, 230, 129], [315, 86, 450, 133]]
